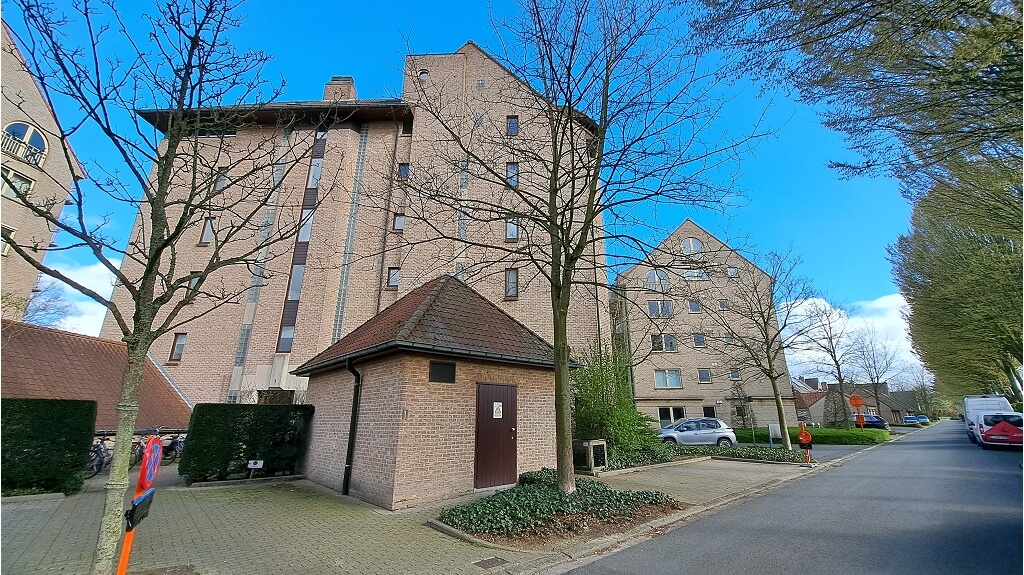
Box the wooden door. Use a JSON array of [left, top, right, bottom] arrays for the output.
[[475, 383, 517, 488]]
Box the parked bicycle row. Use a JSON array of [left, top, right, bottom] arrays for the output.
[[84, 428, 186, 478]]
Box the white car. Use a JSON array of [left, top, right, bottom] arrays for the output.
[[659, 418, 737, 447]]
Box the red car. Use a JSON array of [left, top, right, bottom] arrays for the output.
[[976, 411, 1023, 449]]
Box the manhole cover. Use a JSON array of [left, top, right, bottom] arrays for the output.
[[472, 557, 509, 569]]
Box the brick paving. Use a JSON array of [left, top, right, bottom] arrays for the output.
[[1, 456, 839, 575]]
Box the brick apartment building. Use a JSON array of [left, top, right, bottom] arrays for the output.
[[100, 41, 610, 405], [1, 22, 80, 317], [613, 220, 798, 429]]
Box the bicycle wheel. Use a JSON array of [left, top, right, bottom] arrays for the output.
[[129, 444, 143, 469], [160, 445, 176, 466], [84, 451, 102, 479]]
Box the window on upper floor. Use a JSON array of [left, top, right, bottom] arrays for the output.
[[1, 225, 14, 256], [506, 217, 519, 242], [648, 300, 673, 318], [199, 217, 217, 245], [655, 369, 682, 389], [387, 267, 400, 289], [727, 267, 739, 278], [646, 269, 669, 292], [168, 333, 187, 362], [298, 209, 314, 242], [718, 299, 730, 310], [507, 115, 519, 136], [277, 325, 295, 353], [398, 163, 410, 181], [2, 168, 33, 202], [651, 333, 677, 352], [506, 162, 519, 187], [697, 369, 712, 384], [692, 333, 706, 348], [505, 268, 519, 299], [392, 212, 406, 232], [287, 264, 305, 300], [730, 368, 741, 380], [680, 237, 703, 257], [684, 269, 708, 281], [3, 122, 47, 166], [687, 300, 701, 313]]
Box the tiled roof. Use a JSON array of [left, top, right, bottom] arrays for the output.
[[796, 390, 829, 408], [294, 275, 555, 375], [1, 320, 193, 431]]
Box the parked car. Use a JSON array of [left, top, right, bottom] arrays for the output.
[[964, 395, 1013, 443], [915, 415, 931, 424], [659, 418, 737, 447], [975, 411, 1023, 449], [902, 415, 919, 425], [850, 414, 890, 430]]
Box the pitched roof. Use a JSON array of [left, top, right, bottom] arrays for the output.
[[293, 275, 556, 376], [796, 390, 829, 408], [1, 320, 193, 431]]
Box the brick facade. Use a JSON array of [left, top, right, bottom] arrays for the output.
[[303, 353, 555, 510], [613, 220, 798, 429]]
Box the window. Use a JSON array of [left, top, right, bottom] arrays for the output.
[[277, 325, 295, 353], [186, 275, 200, 299], [697, 369, 712, 384], [474, 115, 484, 127], [730, 368, 741, 380], [459, 157, 469, 189], [214, 167, 229, 191], [280, 126, 293, 146], [1, 225, 13, 256], [654, 369, 682, 389], [3, 122, 47, 165], [658, 407, 685, 428], [506, 162, 519, 187], [199, 217, 216, 244], [1, 168, 33, 201], [287, 265, 305, 300], [646, 270, 669, 292], [718, 299, 730, 310], [306, 159, 323, 188], [680, 237, 703, 256], [647, 300, 673, 318], [736, 404, 746, 417], [454, 262, 465, 280], [687, 300, 701, 313], [506, 217, 519, 241], [702, 406, 717, 417], [169, 333, 187, 362], [402, 117, 414, 135], [298, 209, 314, 242], [651, 334, 677, 352], [505, 268, 519, 299], [692, 333, 706, 348], [727, 267, 738, 278], [684, 269, 708, 280], [429, 361, 457, 383], [476, 79, 486, 91], [392, 213, 405, 232], [386, 267, 400, 289], [507, 115, 519, 136], [398, 163, 410, 180], [724, 332, 735, 344]]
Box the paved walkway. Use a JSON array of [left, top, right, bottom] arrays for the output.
[[1, 449, 872, 575]]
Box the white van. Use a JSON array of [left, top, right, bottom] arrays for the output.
[[963, 395, 1013, 443], [974, 411, 1024, 449]]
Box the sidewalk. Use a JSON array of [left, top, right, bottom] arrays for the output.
[[1, 448, 872, 575]]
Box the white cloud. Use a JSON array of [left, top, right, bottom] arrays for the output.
[[785, 293, 921, 381], [47, 259, 120, 337]]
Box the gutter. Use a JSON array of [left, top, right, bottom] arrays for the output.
[[342, 359, 362, 495]]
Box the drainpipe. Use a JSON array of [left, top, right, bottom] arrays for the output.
[[342, 359, 362, 495]]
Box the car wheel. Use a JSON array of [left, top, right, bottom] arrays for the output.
[[968, 433, 977, 444], [662, 437, 677, 444], [717, 438, 732, 447], [980, 442, 990, 450]]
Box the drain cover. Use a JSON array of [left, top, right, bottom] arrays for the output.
[[473, 557, 509, 569]]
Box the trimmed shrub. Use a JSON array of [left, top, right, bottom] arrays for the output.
[[440, 467, 675, 535], [735, 426, 888, 445], [666, 444, 808, 463], [178, 403, 313, 482], [1, 399, 96, 495]]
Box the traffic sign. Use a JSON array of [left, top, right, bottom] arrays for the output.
[[850, 395, 865, 408], [136, 436, 163, 492]]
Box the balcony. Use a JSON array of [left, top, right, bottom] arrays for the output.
[[2, 131, 45, 166]]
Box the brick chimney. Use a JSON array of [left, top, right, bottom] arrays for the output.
[[324, 76, 356, 101]]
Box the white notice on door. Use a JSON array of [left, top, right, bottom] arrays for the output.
[[493, 402, 503, 419]]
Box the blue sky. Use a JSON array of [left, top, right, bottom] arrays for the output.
[[10, 0, 917, 376]]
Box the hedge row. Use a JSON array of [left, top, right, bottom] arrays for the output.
[[178, 404, 313, 483], [1, 399, 96, 495], [734, 426, 889, 445], [667, 444, 810, 463]]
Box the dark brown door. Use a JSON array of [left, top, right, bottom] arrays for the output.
[[475, 383, 517, 488]]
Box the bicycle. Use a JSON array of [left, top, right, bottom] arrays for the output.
[[84, 436, 112, 479], [160, 433, 186, 465]]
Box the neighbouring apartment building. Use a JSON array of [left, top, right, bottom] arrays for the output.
[[613, 219, 798, 429], [1, 22, 79, 318], [100, 41, 610, 405]]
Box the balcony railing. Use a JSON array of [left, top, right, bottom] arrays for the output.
[[2, 132, 45, 166]]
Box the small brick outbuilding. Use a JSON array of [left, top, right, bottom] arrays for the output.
[[292, 275, 557, 510]]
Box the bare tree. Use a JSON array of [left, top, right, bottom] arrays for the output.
[[4, 2, 326, 572], [1, 277, 74, 327], [691, 250, 816, 450], [397, 0, 765, 493], [801, 299, 858, 428], [851, 325, 907, 415]]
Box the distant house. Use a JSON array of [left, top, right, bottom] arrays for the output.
[[1, 320, 193, 431], [796, 380, 918, 425], [293, 275, 557, 511]]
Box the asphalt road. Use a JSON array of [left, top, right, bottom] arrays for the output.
[[567, 420, 1023, 575]]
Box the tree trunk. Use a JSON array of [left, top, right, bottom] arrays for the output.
[[91, 341, 149, 575], [552, 292, 576, 495], [768, 376, 792, 450]]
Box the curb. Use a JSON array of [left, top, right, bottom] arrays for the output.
[[1, 491, 66, 503], [426, 519, 549, 555], [167, 474, 306, 490]]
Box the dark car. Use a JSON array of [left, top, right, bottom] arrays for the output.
[[850, 414, 890, 430]]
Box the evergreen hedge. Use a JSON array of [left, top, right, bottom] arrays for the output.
[[1, 399, 97, 495], [178, 403, 314, 483], [734, 426, 889, 445]]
